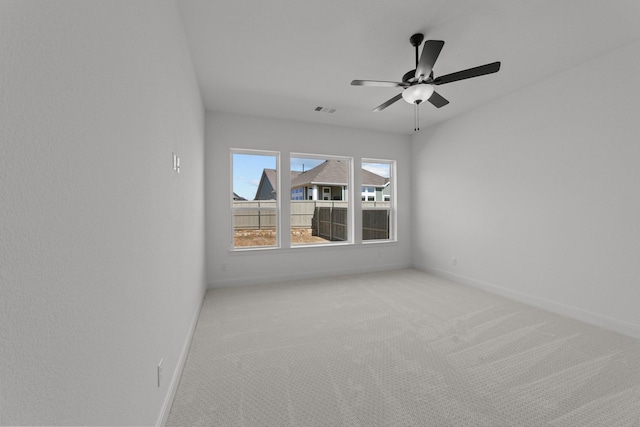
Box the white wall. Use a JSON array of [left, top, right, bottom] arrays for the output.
[[411, 39, 640, 338], [0, 1, 205, 425], [206, 112, 412, 287]]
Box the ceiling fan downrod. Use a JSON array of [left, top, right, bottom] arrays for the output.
[[411, 34, 424, 131], [410, 33, 424, 68]]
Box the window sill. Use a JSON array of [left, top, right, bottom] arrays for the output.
[[362, 239, 398, 245], [229, 240, 397, 254]]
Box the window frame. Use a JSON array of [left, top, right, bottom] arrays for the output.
[[361, 159, 396, 243], [290, 153, 354, 247], [230, 149, 281, 251]]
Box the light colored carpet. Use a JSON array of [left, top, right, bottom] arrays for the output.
[[166, 269, 640, 426]]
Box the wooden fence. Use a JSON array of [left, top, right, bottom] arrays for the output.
[[316, 205, 348, 241], [232, 201, 390, 240], [232, 201, 277, 230], [362, 209, 389, 240], [291, 201, 318, 228]]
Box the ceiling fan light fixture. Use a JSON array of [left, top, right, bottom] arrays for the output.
[[402, 84, 435, 104]]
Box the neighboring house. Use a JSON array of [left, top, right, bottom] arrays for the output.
[[254, 169, 303, 200], [291, 160, 350, 201], [381, 181, 391, 201], [254, 160, 388, 201], [362, 176, 390, 202], [254, 169, 278, 200], [232, 192, 246, 201]]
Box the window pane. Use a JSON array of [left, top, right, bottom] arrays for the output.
[[232, 152, 278, 248], [362, 161, 393, 241], [291, 155, 351, 245]]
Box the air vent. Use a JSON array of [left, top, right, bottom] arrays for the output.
[[314, 106, 336, 113]]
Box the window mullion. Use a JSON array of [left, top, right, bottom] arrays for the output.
[[280, 154, 291, 248]]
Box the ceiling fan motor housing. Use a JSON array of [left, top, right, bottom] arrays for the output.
[[403, 69, 434, 84], [403, 69, 418, 83]]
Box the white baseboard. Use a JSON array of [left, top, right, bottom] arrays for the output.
[[415, 263, 640, 340], [156, 288, 207, 426], [210, 262, 412, 288]]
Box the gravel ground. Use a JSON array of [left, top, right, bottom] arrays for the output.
[[233, 229, 328, 247]]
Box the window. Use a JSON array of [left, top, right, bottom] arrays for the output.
[[229, 151, 394, 250], [361, 186, 375, 201], [231, 150, 279, 249], [322, 187, 331, 200], [291, 154, 352, 246], [291, 187, 304, 200], [362, 160, 394, 241]]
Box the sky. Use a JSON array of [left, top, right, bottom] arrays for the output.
[[232, 153, 276, 200], [232, 153, 390, 201]]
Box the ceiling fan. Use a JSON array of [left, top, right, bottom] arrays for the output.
[[351, 33, 501, 131]]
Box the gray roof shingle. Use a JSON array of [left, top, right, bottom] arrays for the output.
[[291, 160, 386, 187]]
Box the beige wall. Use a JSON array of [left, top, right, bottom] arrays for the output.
[[206, 112, 412, 288], [411, 39, 640, 338], [0, 1, 205, 424]]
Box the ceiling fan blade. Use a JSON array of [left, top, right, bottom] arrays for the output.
[[433, 61, 501, 85], [351, 80, 408, 88], [415, 40, 444, 82], [373, 93, 403, 112], [427, 91, 449, 108]]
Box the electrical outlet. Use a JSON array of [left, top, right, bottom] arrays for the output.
[[157, 359, 163, 388]]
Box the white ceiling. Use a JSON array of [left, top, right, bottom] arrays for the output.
[[177, 0, 640, 135]]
